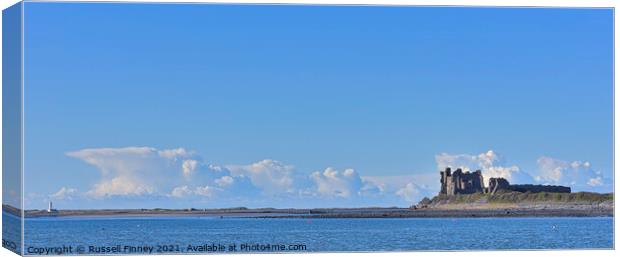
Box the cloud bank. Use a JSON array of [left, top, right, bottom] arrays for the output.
[[50, 146, 429, 209], [65, 147, 234, 199], [32, 147, 610, 209], [535, 156, 612, 192]]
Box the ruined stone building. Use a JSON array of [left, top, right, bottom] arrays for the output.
[[439, 168, 571, 195], [439, 168, 485, 195], [487, 177, 510, 194]]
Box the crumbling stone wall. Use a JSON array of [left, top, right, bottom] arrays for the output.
[[440, 168, 484, 195], [487, 177, 510, 194]]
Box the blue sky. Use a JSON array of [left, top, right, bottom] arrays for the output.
[[22, 2, 613, 209]]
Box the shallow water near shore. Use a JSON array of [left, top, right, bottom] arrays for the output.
[[18, 214, 614, 254]]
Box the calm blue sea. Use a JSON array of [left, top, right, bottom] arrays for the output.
[[6, 213, 615, 254]]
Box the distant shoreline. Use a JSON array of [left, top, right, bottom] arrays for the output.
[[3, 205, 612, 219]]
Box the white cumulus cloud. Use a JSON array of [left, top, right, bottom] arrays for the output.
[[395, 183, 421, 202], [170, 185, 219, 199], [66, 147, 238, 198], [182, 160, 199, 177], [227, 159, 298, 195], [50, 187, 79, 201], [310, 168, 364, 198], [535, 156, 611, 192]]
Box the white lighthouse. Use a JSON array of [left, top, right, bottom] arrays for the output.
[[47, 201, 56, 213]]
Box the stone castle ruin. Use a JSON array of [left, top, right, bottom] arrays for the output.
[[439, 168, 485, 195], [439, 167, 571, 196]]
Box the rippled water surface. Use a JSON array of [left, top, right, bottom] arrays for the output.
[[14, 214, 614, 254]]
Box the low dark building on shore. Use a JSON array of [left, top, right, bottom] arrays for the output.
[[439, 167, 570, 195]]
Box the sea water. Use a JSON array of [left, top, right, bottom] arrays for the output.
[[7, 214, 614, 254]]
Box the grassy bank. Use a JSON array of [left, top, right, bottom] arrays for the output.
[[417, 191, 613, 208]]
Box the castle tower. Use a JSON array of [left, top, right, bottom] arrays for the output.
[[439, 167, 452, 194], [439, 168, 484, 195]]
